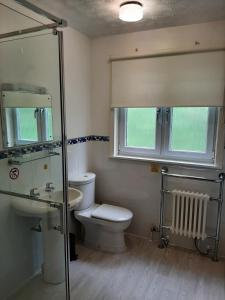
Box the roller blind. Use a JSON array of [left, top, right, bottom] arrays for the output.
[[111, 51, 225, 108]]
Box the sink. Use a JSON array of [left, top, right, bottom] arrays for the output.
[[11, 187, 83, 284], [12, 187, 83, 218], [41, 188, 83, 210]]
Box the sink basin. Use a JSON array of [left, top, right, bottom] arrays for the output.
[[12, 187, 83, 218], [41, 188, 83, 210]]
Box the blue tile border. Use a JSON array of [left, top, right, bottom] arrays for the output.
[[67, 135, 110, 145], [0, 135, 110, 160], [90, 135, 110, 142]]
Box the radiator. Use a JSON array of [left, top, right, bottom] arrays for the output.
[[171, 190, 209, 240]]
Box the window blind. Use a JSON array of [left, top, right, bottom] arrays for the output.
[[111, 51, 225, 108]]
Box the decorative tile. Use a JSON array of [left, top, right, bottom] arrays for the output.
[[0, 135, 110, 161], [90, 135, 110, 142]]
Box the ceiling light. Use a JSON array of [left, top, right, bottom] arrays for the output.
[[119, 1, 143, 22]]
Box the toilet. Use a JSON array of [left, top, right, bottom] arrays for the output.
[[70, 173, 133, 253]]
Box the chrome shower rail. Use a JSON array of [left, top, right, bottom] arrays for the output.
[[159, 167, 225, 261]]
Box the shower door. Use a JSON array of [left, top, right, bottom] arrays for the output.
[[0, 24, 69, 300]]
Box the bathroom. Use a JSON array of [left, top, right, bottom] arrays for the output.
[[0, 0, 225, 299]]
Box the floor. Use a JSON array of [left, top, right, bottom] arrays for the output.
[[9, 236, 225, 300]]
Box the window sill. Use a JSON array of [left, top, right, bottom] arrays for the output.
[[110, 154, 222, 170]]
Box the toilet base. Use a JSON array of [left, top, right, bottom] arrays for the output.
[[84, 222, 127, 253]]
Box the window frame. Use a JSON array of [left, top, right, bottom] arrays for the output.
[[116, 107, 220, 166], [118, 107, 162, 158], [14, 107, 39, 145], [162, 107, 217, 164], [13, 107, 52, 146]]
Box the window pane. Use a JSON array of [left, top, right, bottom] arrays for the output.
[[170, 107, 209, 152], [126, 108, 157, 148], [17, 108, 38, 141]]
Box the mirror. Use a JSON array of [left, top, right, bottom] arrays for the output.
[[1, 89, 53, 148]]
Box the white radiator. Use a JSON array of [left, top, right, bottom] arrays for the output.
[[171, 190, 209, 240]]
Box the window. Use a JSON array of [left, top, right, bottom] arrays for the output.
[[15, 108, 38, 143], [117, 107, 219, 165], [14, 107, 53, 145]]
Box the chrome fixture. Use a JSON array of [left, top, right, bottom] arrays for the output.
[[45, 182, 55, 192], [30, 188, 40, 198], [159, 167, 225, 261]]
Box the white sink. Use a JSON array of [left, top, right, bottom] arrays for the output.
[[12, 187, 83, 218], [11, 187, 83, 284]]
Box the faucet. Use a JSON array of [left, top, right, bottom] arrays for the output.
[[30, 188, 40, 198], [45, 182, 55, 192]]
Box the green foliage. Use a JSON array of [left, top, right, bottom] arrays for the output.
[[18, 108, 38, 141], [126, 107, 208, 152], [127, 108, 156, 148], [171, 107, 208, 152]]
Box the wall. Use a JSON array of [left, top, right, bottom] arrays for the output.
[[62, 27, 92, 180], [90, 20, 225, 254]]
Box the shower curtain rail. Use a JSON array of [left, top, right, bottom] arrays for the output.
[[159, 167, 225, 261]]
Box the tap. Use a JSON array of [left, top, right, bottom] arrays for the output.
[[30, 188, 40, 198], [45, 182, 55, 192]]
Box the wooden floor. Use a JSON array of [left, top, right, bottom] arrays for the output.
[[10, 236, 225, 300]]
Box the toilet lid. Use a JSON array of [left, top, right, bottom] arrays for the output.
[[91, 204, 133, 222]]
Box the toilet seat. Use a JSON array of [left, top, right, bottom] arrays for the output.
[[74, 204, 133, 252], [91, 204, 133, 222], [75, 204, 133, 223]]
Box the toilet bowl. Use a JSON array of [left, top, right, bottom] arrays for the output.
[[70, 173, 133, 253]]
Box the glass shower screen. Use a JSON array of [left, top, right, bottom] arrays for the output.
[[0, 29, 68, 300]]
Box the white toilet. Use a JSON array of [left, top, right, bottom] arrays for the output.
[[70, 173, 133, 253]]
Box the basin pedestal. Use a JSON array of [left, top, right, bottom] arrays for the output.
[[42, 216, 65, 284], [11, 187, 83, 285]]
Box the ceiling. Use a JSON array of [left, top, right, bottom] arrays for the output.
[[27, 0, 225, 37]]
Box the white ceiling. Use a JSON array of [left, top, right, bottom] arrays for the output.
[[26, 0, 225, 37]]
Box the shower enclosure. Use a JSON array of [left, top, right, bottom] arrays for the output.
[[0, 1, 70, 299]]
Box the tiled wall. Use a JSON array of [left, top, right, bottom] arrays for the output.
[[0, 135, 109, 161]]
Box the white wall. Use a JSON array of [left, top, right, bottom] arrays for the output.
[[90, 21, 225, 254], [62, 27, 92, 180]]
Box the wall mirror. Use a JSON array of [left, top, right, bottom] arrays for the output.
[[0, 89, 53, 148]]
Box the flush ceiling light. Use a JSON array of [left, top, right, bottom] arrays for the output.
[[119, 1, 143, 22]]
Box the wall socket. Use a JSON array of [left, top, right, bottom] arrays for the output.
[[150, 224, 160, 242], [150, 224, 159, 233], [150, 163, 160, 173]]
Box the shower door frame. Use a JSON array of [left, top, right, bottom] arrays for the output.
[[0, 2, 70, 300]]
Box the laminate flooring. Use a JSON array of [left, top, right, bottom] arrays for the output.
[[9, 236, 225, 300]]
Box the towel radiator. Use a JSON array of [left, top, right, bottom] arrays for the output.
[[159, 167, 225, 261]]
